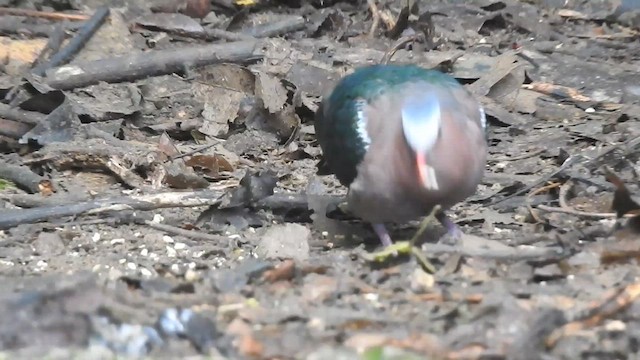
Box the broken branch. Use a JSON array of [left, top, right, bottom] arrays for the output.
[[422, 243, 565, 261], [0, 161, 51, 194], [44, 40, 259, 90], [31, 6, 110, 76], [0, 103, 42, 125], [0, 188, 228, 230], [243, 16, 306, 38], [0, 17, 84, 37], [0, 7, 90, 21], [144, 220, 226, 242]]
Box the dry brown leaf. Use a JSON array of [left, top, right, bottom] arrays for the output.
[[262, 259, 296, 282], [0, 37, 47, 64], [254, 71, 288, 114], [185, 153, 234, 177], [468, 51, 524, 100]]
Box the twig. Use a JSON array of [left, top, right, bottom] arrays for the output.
[[4, 193, 90, 208], [422, 243, 564, 261], [558, 180, 571, 209], [522, 82, 591, 102], [0, 103, 42, 125], [0, 119, 32, 139], [0, 187, 229, 230], [255, 193, 315, 213], [534, 177, 631, 219], [0, 18, 84, 37], [0, 7, 90, 21], [170, 142, 219, 161], [205, 28, 255, 41], [566, 28, 639, 40], [488, 153, 584, 206], [31, 6, 110, 76], [44, 40, 258, 90], [367, 0, 381, 38], [530, 167, 637, 219], [243, 16, 306, 38], [536, 205, 618, 218], [32, 23, 67, 69], [0, 161, 51, 194], [585, 135, 640, 171], [489, 148, 545, 162], [380, 33, 421, 65], [106, 156, 146, 189], [144, 220, 226, 242], [411, 292, 483, 304], [526, 182, 561, 223]]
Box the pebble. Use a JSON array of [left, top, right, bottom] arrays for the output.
[[185, 269, 199, 282], [163, 235, 174, 244], [32, 232, 66, 256], [140, 268, 153, 277], [409, 268, 435, 293], [166, 246, 177, 258], [255, 223, 311, 261]]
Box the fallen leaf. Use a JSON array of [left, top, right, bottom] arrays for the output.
[[185, 154, 234, 178], [468, 51, 524, 100], [237, 333, 264, 357], [0, 37, 47, 64], [254, 71, 288, 114], [158, 132, 181, 159], [262, 259, 296, 282]]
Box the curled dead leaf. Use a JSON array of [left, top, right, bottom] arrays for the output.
[[185, 154, 234, 178]]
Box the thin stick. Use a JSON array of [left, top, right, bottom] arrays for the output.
[[526, 182, 561, 223], [144, 220, 226, 242], [380, 33, 421, 65], [536, 205, 618, 218], [535, 180, 627, 219], [0, 188, 228, 230], [558, 180, 571, 210], [367, 0, 381, 38], [170, 142, 218, 161], [45, 40, 258, 90], [31, 6, 110, 76], [489, 148, 545, 162], [490, 135, 640, 206], [0, 7, 90, 21]]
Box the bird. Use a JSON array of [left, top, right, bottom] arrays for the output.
[[314, 64, 488, 247]]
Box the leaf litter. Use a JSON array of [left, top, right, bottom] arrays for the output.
[[1, 0, 640, 359]]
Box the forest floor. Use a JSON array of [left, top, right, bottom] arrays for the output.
[[1, 0, 640, 359]]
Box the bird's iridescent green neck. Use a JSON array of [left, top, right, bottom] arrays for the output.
[[315, 64, 464, 187]]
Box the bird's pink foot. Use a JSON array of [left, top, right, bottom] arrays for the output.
[[436, 212, 463, 244], [372, 223, 393, 247]]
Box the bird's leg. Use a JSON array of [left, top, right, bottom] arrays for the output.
[[365, 210, 438, 273], [371, 223, 393, 247], [435, 211, 463, 244]]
